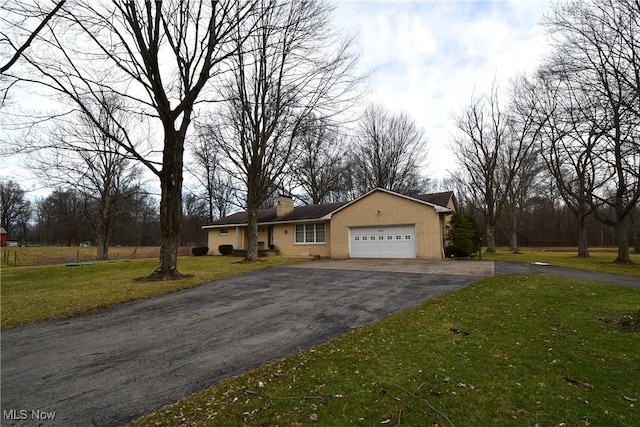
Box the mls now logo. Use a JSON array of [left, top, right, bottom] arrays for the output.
[[3, 409, 56, 421], [3, 409, 28, 420]]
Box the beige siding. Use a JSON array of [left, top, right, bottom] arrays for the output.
[[271, 222, 331, 258], [207, 227, 243, 255], [330, 191, 445, 259], [208, 223, 331, 257]]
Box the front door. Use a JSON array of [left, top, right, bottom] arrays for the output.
[[268, 226, 274, 249]]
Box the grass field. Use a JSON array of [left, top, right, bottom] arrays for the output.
[[483, 247, 640, 276], [130, 275, 640, 426], [0, 256, 305, 329], [1, 245, 165, 267]]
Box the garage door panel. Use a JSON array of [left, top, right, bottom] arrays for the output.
[[350, 225, 416, 258]]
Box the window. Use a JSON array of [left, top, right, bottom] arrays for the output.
[[295, 223, 326, 243], [220, 228, 228, 236], [354, 236, 360, 241]]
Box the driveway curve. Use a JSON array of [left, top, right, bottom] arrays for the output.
[[1, 265, 484, 427], [494, 261, 640, 288], [3, 259, 635, 426]]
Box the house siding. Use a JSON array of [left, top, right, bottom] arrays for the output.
[[207, 222, 332, 258], [208, 227, 243, 255], [271, 222, 331, 258], [330, 191, 445, 259]]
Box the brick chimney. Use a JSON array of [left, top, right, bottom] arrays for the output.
[[276, 195, 294, 218]]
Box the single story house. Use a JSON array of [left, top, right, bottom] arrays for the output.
[[203, 188, 456, 259]]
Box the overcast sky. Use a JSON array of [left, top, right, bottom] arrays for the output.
[[1, 0, 554, 197], [332, 0, 553, 180]]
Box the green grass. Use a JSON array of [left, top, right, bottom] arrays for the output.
[[130, 275, 640, 427], [0, 256, 305, 329], [482, 248, 640, 276]]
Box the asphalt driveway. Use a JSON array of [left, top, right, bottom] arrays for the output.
[[1, 264, 486, 427]]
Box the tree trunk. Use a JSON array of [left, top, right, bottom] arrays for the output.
[[631, 210, 640, 254], [614, 216, 631, 264], [246, 205, 259, 262], [486, 224, 496, 253], [509, 213, 518, 252], [96, 236, 106, 260], [147, 131, 185, 280], [95, 217, 110, 260], [576, 205, 590, 258], [577, 221, 590, 258]]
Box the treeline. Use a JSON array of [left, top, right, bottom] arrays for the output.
[[450, 0, 640, 263], [462, 189, 639, 251], [0, 180, 209, 249]]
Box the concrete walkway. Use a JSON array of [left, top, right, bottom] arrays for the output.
[[290, 258, 495, 276]]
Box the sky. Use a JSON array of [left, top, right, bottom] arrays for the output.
[[332, 0, 552, 180], [0, 0, 554, 197]]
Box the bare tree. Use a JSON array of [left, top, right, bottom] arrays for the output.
[[3, 1, 256, 278], [351, 103, 429, 196], [500, 149, 543, 252], [35, 188, 90, 246], [181, 192, 208, 246], [31, 93, 142, 260], [294, 116, 349, 204], [530, 70, 600, 257], [542, 0, 640, 263], [0, 0, 66, 75], [501, 76, 546, 251], [452, 78, 543, 253], [451, 85, 507, 253], [0, 178, 31, 240], [189, 129, 238, 222], [208, 0, 361, 261]]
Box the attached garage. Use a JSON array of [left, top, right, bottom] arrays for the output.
[[349, 225, 416, 258], [204, 188, 456, 259]]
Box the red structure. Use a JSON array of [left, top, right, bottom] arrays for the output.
[[1, 227, 7, 247]]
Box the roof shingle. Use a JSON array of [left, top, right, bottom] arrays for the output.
[[203, 191, 453, 227]]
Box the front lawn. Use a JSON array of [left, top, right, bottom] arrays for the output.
[[483, 248, 640, 276], [131, 275, 640, 426], [0, 256, 305, 329]]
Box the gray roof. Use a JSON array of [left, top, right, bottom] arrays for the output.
[[204, 202, 347, 227], [413, 191, 454, 209], [203, 190, 454, 228]]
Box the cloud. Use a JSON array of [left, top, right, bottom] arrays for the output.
[[333, 0, 552, 179]]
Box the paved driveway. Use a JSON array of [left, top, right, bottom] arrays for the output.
[[1, 263, 487, 427]]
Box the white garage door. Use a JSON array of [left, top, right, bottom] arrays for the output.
[[350, 225, 416, 258]]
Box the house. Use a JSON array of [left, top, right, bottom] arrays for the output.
[[203, 188, 456, 259]]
